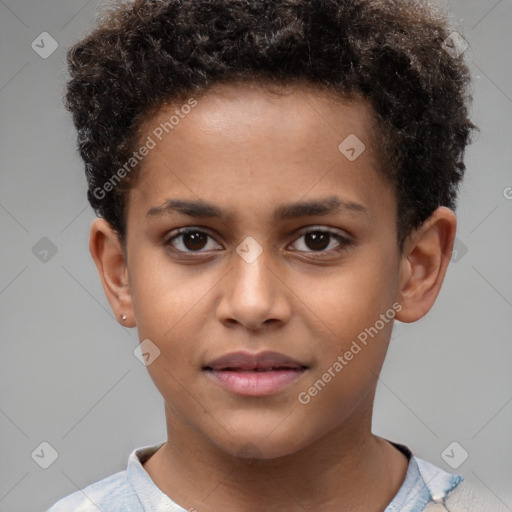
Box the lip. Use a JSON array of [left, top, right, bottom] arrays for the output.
[[203, 350, 308, 396], [204, 350, 307, 371]]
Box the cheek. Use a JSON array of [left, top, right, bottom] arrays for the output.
[[293, 253, 398, 408], [297, 257, 397, 337], [128, 249, 211, 335]]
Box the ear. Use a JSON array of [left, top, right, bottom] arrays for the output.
[[395, 206, 457, 323], [89, 218, 135, 327]]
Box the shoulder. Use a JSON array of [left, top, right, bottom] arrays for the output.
[[45, 469, 142, 512], [413, 455, 464, 500], [423, 478, 511, 512], [397, 451, 509, 512]]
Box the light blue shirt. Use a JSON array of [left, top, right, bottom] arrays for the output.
[[46, 440, 463, 511]]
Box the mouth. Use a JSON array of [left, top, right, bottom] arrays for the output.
[[202, 351, 308, 396]]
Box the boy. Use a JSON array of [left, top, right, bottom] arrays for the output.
[[47, 0, 504, 510]]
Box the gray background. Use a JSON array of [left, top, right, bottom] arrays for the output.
[[1, 0, 511, 511]]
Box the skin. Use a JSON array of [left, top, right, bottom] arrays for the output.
[[90, 81, 456, 512]]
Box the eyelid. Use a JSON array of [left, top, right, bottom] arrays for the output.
[[287, 225, 352, 253], [293, 225, 351, 240], [163, 226, 223, 251], [163, 225, 353, 254]]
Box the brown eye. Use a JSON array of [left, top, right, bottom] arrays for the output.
[[290, 228, 351, 254], [303, 231, 331, 251], [181, 231, 208, 251], [164, 228, 222, 253]]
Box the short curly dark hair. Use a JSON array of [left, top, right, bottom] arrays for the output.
[[65, 0, 477, 251]]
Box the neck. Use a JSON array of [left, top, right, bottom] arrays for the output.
[[143, 400, 409, 512]]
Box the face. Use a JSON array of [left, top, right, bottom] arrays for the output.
[[112, 82, 405, 458], [117, 82, 404, 458]]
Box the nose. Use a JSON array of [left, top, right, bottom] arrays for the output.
[[215, 245, 292, 332]]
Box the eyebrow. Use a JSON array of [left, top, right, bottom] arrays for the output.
[[146, 195, 368, 220]]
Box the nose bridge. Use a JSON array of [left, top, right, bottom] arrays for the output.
[[217, 236, 291, 329], [231, 237, 276, 305]]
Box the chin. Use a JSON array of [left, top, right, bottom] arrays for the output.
[[210, 425, 314, 461]]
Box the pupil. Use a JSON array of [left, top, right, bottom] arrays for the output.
[[184, 231, 207, 251], [306, 232, 330, 251], [181, 231, 331, 252]]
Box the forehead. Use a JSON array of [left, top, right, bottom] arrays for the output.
[[149, 81, 378, 152], [129, 81, 393, 224]]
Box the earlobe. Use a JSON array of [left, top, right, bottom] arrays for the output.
[[89, 218, 136, 327], [395, 207, 457, 323]]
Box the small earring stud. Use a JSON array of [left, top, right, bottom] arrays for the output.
[[121, 314, 127, 321]]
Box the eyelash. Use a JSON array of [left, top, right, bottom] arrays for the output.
[[163, 226, 352, 256]]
